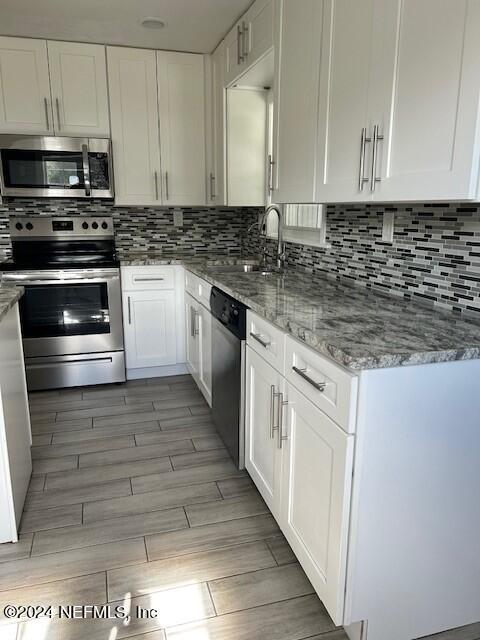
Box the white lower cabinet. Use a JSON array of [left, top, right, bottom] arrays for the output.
[[185, 291, 212, 406], [121, 266, 186, 378], [280, 382, 354, 625], [123, 289, 177, 369], [245, 346, 283, 519]]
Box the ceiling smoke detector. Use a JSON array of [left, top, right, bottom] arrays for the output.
[[141, 17, 166, 29]]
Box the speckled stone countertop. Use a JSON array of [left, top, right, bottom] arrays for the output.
[[120, 253, 480, 370], [0, 286, 23, 323]]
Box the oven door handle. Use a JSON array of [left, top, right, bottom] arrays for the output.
[[82, 143, 91, 197], [2, 275, 119, 285]]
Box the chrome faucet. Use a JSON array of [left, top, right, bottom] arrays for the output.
[[263, 204, 285, 270]]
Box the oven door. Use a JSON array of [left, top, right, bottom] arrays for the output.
[[2, 269, 123, 358]]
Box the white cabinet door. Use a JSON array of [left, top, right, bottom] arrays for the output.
[[47, 41, 109, 137], [0, 305, 31, 542], [185, 293, 200, 380], [371, 0, 480, 201], [197, 303, 212, 405], [245, 346, 283, 519], [280, 383, 354, 625], [157, 51, 206, 206], [224, 22, 246, 86], [315, 0, 376, 203], [208, 42, 226, 205], [123, 290, 177, 369], [243, 0, 274, 68], [107, 46, 161, 206], [272, 0, 324, 202], [227, 87, 268, 206], [0, 37, 53, 134]]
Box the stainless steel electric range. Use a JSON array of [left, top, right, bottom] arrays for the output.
[[0, 216, 126, 391]]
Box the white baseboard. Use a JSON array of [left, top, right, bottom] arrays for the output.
[[126, 363, 188, 380], [345, 621, 367, 640]]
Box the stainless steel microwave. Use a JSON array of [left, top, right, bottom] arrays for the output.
[[0, 135, 114, 199]]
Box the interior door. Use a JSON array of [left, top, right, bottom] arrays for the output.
[[157, 51, 206, 206], [315, 0, 376, 203], [107, 46, 161, 206], [281, 383, 354, 625], [273, 0, 324, 202], [47, 41, 110, 137], [123, 290, 177, 369], [0, 36, 53, 135], [371, 0, 480, 201], [245, 345, 283, 518]]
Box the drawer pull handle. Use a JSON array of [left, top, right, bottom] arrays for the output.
[[292, 366, 326, 392], [250, 332, 270, 348], [133, 277, 165, 282]]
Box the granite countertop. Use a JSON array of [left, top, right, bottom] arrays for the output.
[[0, 286, 23, 323], [122, 253, 480, 371]]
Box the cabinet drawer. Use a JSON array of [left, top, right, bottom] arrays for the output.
[[247, 311, 286, 374], [121, 266, 175, 291], [185, 270, 212, 309], [285, 337, 357, 433]]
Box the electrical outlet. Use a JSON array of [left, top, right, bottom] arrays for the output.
[[382, 211, 394, 243], [173, 211, 183, 228]]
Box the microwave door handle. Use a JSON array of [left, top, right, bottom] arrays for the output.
[[81, 144, 91, 197]]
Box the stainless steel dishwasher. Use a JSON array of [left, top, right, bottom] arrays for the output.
[[210, 287, 247, 469]]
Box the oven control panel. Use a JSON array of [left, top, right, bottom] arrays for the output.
[[9, 216, 114, 238]]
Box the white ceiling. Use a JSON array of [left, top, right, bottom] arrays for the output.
[[0, 0, 253, 53]]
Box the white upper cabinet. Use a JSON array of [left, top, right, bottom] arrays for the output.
[[47, 41, 110, 137], [0, 37, 109, 137], [272, 0, 324, 202], [0, 37, 52, 135], [206, 42, 226, 205], [157, 51, 206, 206], [242, 0, 275, 69], [370, 0, 480, 201], [315, 0, 376, 203], [224, 0, 274, 86], [107, 46, 161, 206]]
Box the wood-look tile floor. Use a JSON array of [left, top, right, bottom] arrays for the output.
[[0, 375, 478, 640]]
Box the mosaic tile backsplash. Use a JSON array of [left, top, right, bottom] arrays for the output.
[[0, 198, 259, 258], [244, 203, 480, 316], [2, 198, 480, 315]]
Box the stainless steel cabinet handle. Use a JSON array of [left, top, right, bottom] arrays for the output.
[[210, 173, 216, 200], [133, 277, 164, 282], [55, 97, 61, 130], [127, 296, 132, 325], [194, 310, 200, 336], [270, 385, 276, 438], [267, 154, 275, 194], [44, 97, 50, 130], [250, 332, 270, 348], [165, 171, 169, 200], [292, 366, 326, 392], [277, 392, 288, 449], [370, 124, 384, 192], [358, 127, 371, 191], [237, 24, 243, 64], [81, 144, 91, 197], [154, 171, 159, 200], [190, 306, 196, 337], [242, 21, 249, 59]]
